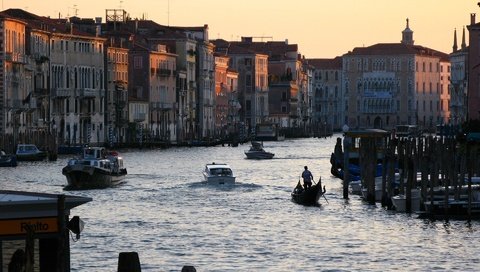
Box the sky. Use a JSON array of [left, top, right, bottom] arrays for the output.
[[3, 0, 479, 58]]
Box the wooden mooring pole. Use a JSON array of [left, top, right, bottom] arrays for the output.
[[343, 136, 350, 199]]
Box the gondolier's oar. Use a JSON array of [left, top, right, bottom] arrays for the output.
[[314, 177, 329, 204]]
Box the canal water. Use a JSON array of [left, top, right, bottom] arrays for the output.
[[1, 136, 479, 271]]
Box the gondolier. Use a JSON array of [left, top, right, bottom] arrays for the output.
[[302, 166, 313, 189]]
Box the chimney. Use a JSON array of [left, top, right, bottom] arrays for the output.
[[285, 39, 288, 45], [471, 13, 476, 25]]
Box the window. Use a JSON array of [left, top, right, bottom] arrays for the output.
[[134, 56, 143, 69]]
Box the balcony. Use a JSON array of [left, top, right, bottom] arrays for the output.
[[76, 88, 98, 98], [5, 52, 26, 64], [151, 102, 174, 110], [34, 87, 48, 96], [133, 113, 146, 122], [9, 99, 28, 110], [52, 88, 71, 98], [157, 68, 172, 77]]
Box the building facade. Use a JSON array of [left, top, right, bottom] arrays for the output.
[[308, 57, 343, 131], [342, 19, 450, 131]]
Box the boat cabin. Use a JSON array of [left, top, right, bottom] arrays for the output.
[[16, 144, 42, 154], [83, 147, 107, 159], [205, 164, 233, 176], [395, 125, 420, 138], [344, 129, 390, 162]]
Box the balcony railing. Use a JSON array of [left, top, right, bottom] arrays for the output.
[[52, 88, 71, 98], [133, 113, 146, 122], [157, 68, 172, 77], [76, 88, 104, 98], [151, 102, 174, 110], [5, 52, 26, 64]]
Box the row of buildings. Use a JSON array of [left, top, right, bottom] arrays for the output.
[[0, 8, 477, 149]]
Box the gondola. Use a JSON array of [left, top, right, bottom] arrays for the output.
[[291, 178, 326, 206]]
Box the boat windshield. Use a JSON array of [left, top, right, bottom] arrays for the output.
[[210, 168, 232, 176]]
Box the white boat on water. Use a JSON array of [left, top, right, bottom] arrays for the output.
[[391, 188, 421, 212], [244, 141, 274, 159], [202, 163, 235, 185], [62, 147, 127, 189]]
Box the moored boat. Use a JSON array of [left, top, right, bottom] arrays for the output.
[[244, 141, 274, 159], [391, 188, 421, 212], [291, 179, 326, 206], [15, 144, 47, 161], [0, 150, 17, 167], [62, 147, 127, 189], [202, 162, 236, 185]]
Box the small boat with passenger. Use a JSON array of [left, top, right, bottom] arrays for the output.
[[62, 147, 127, 189], [291, 178, 326, 206], [202, 162, 236, 185], [244, 141, 274, 159]]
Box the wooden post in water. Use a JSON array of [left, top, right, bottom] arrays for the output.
[[343, 136, 351, 199], [380, 137, 389, 208], [466, 143, 475, 220], [361, 137, 376, 204], [56, 195, 67, 272], [398, 140, 405, 196], [387, 137, 397, 208], [406, 156, 414, 213], [118, 252, 142, 272]]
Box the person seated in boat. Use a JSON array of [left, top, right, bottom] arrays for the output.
[[302, 166, 313, 189]]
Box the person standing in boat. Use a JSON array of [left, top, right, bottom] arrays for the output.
[[302, 166, 313, 189]]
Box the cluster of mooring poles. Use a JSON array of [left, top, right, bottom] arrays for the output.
[[342, 131, 480, 220]]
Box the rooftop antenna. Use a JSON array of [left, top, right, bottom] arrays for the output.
[[167, 0, 170, 26], [119, 0, 123, 9], [73, 4, 78, 16]]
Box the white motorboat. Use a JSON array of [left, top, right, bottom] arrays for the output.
[[62, 147, 127, 189], [202, 163, 236, 185], [15, 144, 47, 161], [391, 189, 421, 212], [244, 141, 274, 159]]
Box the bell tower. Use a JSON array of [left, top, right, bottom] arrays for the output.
[[401, 18, 414, 45]]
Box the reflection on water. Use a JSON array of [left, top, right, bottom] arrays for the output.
[[1, 136, 480, 271]]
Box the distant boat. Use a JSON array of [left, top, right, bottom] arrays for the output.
[[255, 123, 285, 141], [15, 144, 47, 161], [0, 150, 17, 167], [244, 141, 274, 159], [62, 147, 127, 189], [202, 163, 236, 185]]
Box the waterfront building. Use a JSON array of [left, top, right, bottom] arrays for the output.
[[226, 37, 311, 132], [212, 39, 269, 136], [105, 43, 129, 146], [214, 53, 239, 139], [127, 40, 177, 144], [48, 18, 107, 146], [449, 27, 468, 126], [172, 25, 215, 140], [342, 19, 450, 131], [307, 57, 343, 132], [0, 12, 29, 152], [467, 14, 480, 121]]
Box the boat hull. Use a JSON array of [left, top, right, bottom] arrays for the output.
[[63, 165, 127, 189], [0, 155, 17, 167], [203, 175, 236, 185], [16, 152, 47, 161], [244, 151, 274, 159], [291, 183, 323, 206]]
